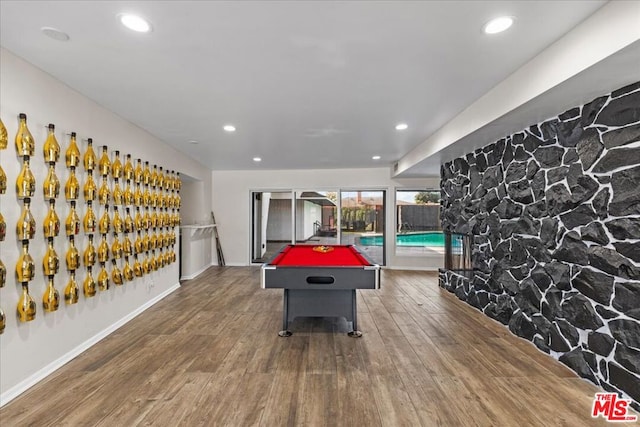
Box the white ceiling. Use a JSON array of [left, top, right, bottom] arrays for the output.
[[0, 1, 615, 173]]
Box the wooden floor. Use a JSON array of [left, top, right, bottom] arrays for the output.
[[1, 267, 636, 426]]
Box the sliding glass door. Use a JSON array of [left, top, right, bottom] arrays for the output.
[[294, 191, 338, 245], [251, 191, 293, 263], [340, 190, 385, 265]]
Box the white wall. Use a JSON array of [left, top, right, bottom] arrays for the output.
[[0, 48, 213, 403], [212, 168, 442, 269]]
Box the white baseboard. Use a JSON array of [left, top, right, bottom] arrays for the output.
[[0, 283, 181, 407], [385, 265, 440, 271]]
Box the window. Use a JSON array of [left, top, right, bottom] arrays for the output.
[[395, 189, 443, 256]]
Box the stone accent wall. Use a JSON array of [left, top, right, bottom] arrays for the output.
[[439, 81, 640, 409]]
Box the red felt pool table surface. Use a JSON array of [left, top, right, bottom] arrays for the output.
[[269, 245, 371, 267]]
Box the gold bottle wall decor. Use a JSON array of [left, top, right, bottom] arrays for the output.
[[17, 284, 36, 322], [0, 211, 5, 241], [97, 263, 109, 291], [83, 172, 97, 202], [15, 113, 35, 157], [98, 145, 110, 177], [1, 258, 6, 287], [133, 255, 143, 277], [83, 200, 97, 234], [83, 268, 97, 297], [65, 200, 80, 236], [124, 154, 134, 181], [65, 132, 80, 168], [124, 208, 134, 233], [97, 234, 109, 263], [98, 176, 110, 205], [16, 156, 36, 199], [43, 123, 60, 163], [65, 235, 80, 271], [143, 161, 151, 186], [112, 179, 123, 206], [0, 117, 7, 149], [123, 181, 133, 206], [43, 163, 60, 200], [65, 166, 80, 201], [134, 184, 143, 207], [0, 308, 5, 334], [111, 259, 123, 286], [64, 271, 79, 305], [43, 238, 60, 276], [99, 206, 110, 235], [0, 164, 6, 194], [16, 241, 35, 283], [112, 150, 122, 180], [42, 276, 60, 312], [17, 198, 36, 241], [43, 200, 60, 238], [122, 257, 134, 282], [84, 138, 97, 172], [84, 234, 96, 267], [111, 233, 122, 259], [113, 208, 124, 233], [134, 158, 143, 185], [122, 234, 132, 257]]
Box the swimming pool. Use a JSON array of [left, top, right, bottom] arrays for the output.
[[359, 232, 445, 247]]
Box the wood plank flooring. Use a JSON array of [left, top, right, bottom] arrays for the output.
[[1, 267, 637, 426]]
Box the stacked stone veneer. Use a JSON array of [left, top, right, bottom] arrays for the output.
[[438, 81, 640, 409]]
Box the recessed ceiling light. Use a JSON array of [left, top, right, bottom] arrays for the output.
[[41, 27, 70, 41], [372, 155, 381, 160], [253, 157, 262, 162], [188, 140, 199, 144], [118, 13, 152, 33], [483, 16, 514, 34], [395, 123, 408, 131], [223, 125, 236, 132]]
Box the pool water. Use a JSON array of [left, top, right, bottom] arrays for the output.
[[359, 232, 445, 247]]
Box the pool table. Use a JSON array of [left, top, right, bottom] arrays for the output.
[[261, 244, 380, 337]]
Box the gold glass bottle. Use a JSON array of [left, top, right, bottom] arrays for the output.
[[42, 276, 60, 312], [150, 250, 158, 271], [17, 284, 36, 322], [165, 170, 173, 192], [112, 150, 123, 180], [0, 258, 6, 287], [142, 253, 151, 274], [134, 184, 143, 207], [0, 117, 7, 149], [66, 201, 80, 236], [65, 166, 80, 201], [83, 172, 97, 202], [156, 250, 165, 268], [111, 259, 123, 286], [133, 255, 143, 277], [122, 257, 134, 282], [16, 241, 35, 283], [176, 172, 181, 191], [98, 176, 110, 206], [112, 179, 123, 206], [97, 263, 109, 291], [143, 161, 151, 186], [113, 208, 124, 233], [135, 207, 144, 230], [143, 210, 151, 230], [15, 113, 35, 157], [99, 205, 110, 235], [157, 167, 164, 190], [84, 234, 96, 267], [150, 231, 158, 250], [124, 208, 134, 233], [66, 235, 80, 271], [150, 164, 158, 188], [43, 163, 60, 200], [124, 181, 134, 206], [64, 271, 79, 305], [83, 268, 97, 297], [17, 198, 36, 240], [43, 238, 60, 276], [0, 211, 5, 241], [0, 308, 5, 334], [98, 234, 109, 263], [84, 138, 97, 172], [134, 232, 143, 254], [122, 234, 133, 257], [141, 232, 150, 252], [143, 185, 151, 208], [0, 164, 6, 194], [111, 233, 122, 259], [175, 192, 181, 209], [43, 123, 61, 163], [134, 158, 143, 184], [150, 210, 158, 229], [123, 154, 134, 181], [151, 189, 159, 209], [65, 132, 81, 168], [43, 199, 60, 238], [16, 156, 36, 199], [84, 200, 97, 234], [98, 145, 111, 177]]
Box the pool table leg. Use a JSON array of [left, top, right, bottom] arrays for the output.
[[279, 289, 292, 337], [348, 289, 362, 338]]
